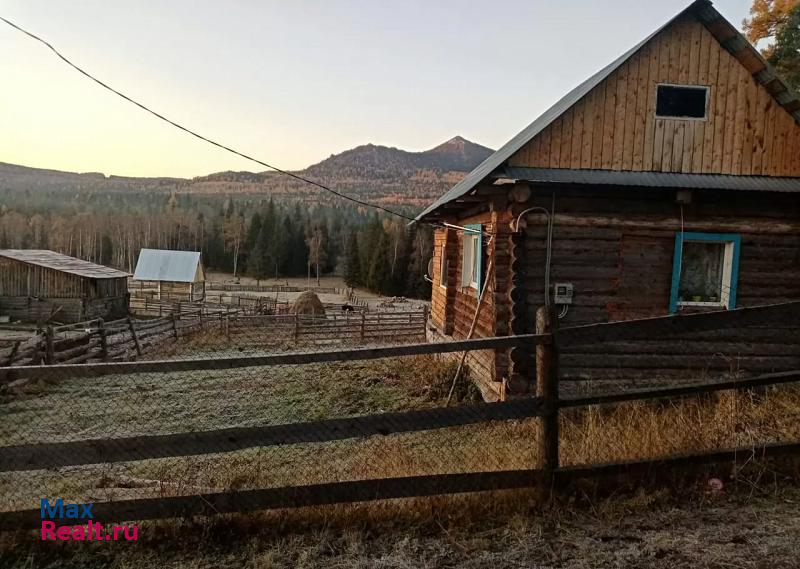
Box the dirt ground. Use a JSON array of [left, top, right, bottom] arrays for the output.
[[3, 484, 800, 568]]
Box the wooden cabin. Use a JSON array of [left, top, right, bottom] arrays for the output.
[[0, 250, 130, 323], [418, 0, 800, 401], [132, 249, 205, 302]]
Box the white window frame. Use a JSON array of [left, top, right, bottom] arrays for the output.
[[439, 243, 448, 289], [677, 241, 735, 308], [655, 83, 710, 121], [461, 233, 480, 290]]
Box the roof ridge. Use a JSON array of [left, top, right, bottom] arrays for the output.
[[416, 0, 800, 221]]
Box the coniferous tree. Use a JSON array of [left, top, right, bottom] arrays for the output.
[[242, 212, 262, 273], [368, 231, 393, 295], [344, 232, 361, 287], [248, 223, 270, 281]]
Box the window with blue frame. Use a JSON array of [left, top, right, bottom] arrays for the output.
[[669, 232, 741, 313], [461, 224, 483, 294]]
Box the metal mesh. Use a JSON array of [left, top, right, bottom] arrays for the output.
[[0, 301, 799, 526]]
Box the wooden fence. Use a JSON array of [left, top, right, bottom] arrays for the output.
[[206, 282, 341, 294], [0, 313, 202, 368], [0, 302, 798, 529], [218, 310, 428, 346]]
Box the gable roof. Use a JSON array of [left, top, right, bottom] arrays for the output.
[[0, 249, 130, 279], [133, 249, 203, 283], [416, 0, 800, 222]]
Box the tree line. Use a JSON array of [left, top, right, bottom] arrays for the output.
[[0, 188, 433, 299]]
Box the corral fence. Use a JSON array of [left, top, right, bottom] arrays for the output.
[[206, 282, 341, 295], [0, 301, 798, 529], [213, 311, 429, 349], [0, 313, 202, 369], [129, 294, 266, 318]]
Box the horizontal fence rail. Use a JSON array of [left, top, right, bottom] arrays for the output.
[[0, 334, 544, 382], [1, 300, 799, 531], [0, 314, 199, 370], [0, 398, 546, 472], [3, 441, 798, 531]]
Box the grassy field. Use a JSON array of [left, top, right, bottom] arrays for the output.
[[2, 343, 799, 514], [2, 332, 800, 567]]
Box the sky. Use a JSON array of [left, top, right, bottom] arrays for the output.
[[0, 0, 753, 178]]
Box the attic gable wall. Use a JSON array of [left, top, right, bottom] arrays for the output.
[[508, 14, 800, 177]]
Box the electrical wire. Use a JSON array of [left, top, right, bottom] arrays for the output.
[[0, 15, 423, 223]]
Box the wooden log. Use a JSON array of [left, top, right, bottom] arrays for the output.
[[53, 340, 101, 362], [97, 319, 108, 361], [559, 302, 800, 346], [0, 397, 545, 472], [128, 316, 142, 356], [44, 326, 55, 365], [2, 334, 545, 382], [5, 438, 799, 531]]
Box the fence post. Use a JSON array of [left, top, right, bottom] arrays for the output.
[[171, 314, 179, 339], [293, 313, 300, 342], [535, 306, 559, 480], [360, 312, 366, 343], [97, 318, 108, 361], [127, 316, 142, 356], [44, 326, 55, 365]]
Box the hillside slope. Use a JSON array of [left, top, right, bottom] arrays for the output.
[[0, 136, 493, 208]]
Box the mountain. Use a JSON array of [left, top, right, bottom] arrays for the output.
[[0, 136, 494, 208]]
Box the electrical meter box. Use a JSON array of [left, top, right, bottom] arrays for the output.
[[554, 283, 574, 305]]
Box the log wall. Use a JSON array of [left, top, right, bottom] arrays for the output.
[[516, 186, 800, 382], [428, 210, 516, 401]]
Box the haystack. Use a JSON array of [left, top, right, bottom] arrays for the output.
[[291, 291, 325, 316]]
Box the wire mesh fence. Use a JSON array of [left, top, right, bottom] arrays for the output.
[[0, 302, 799, 528], [0, 338, 541, 520]]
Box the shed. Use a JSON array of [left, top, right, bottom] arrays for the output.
[[0, 249, 130, 323], [133, 249, 205, 302], [418, 0, 800, 401]]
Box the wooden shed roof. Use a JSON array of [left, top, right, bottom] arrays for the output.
[[0, 250, 130, 279]]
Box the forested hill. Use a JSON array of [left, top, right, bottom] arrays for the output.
[[0, 136, 493, 208]]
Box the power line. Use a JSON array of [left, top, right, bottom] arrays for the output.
[[0, 15, 420, 223]]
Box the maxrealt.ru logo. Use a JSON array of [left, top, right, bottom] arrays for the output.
[[40, 499, 138, 541]]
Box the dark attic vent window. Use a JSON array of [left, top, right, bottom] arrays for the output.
[[656, 84, 708, 119]]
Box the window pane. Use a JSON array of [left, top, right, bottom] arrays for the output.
[[679, 241, 724, 302], [656, 85, 707, 119], [471, 236, 479, 284]]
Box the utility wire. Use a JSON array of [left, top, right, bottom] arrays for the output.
[[0, 15, 420, 223]]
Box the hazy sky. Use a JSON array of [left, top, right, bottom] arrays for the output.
[[1, 0, 752, 178]]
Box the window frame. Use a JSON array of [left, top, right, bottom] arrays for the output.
[[461, 224, 483, 294], [669, 232, 741, 313], [438, 243, 448, 289], [655, 83, 710, 121]]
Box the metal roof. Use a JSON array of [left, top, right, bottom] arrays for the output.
[[0, 250, 130, 279], [415, 0, 800, 221], [133, 249, 203, 283], [500, 167, 800, 193]]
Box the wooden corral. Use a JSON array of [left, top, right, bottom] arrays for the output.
[[421, 1, 800, 400], [132, 249, 206, 302], [0, 250, 129, 324]]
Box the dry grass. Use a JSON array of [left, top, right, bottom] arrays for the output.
[[2, 346, 800, 567]]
